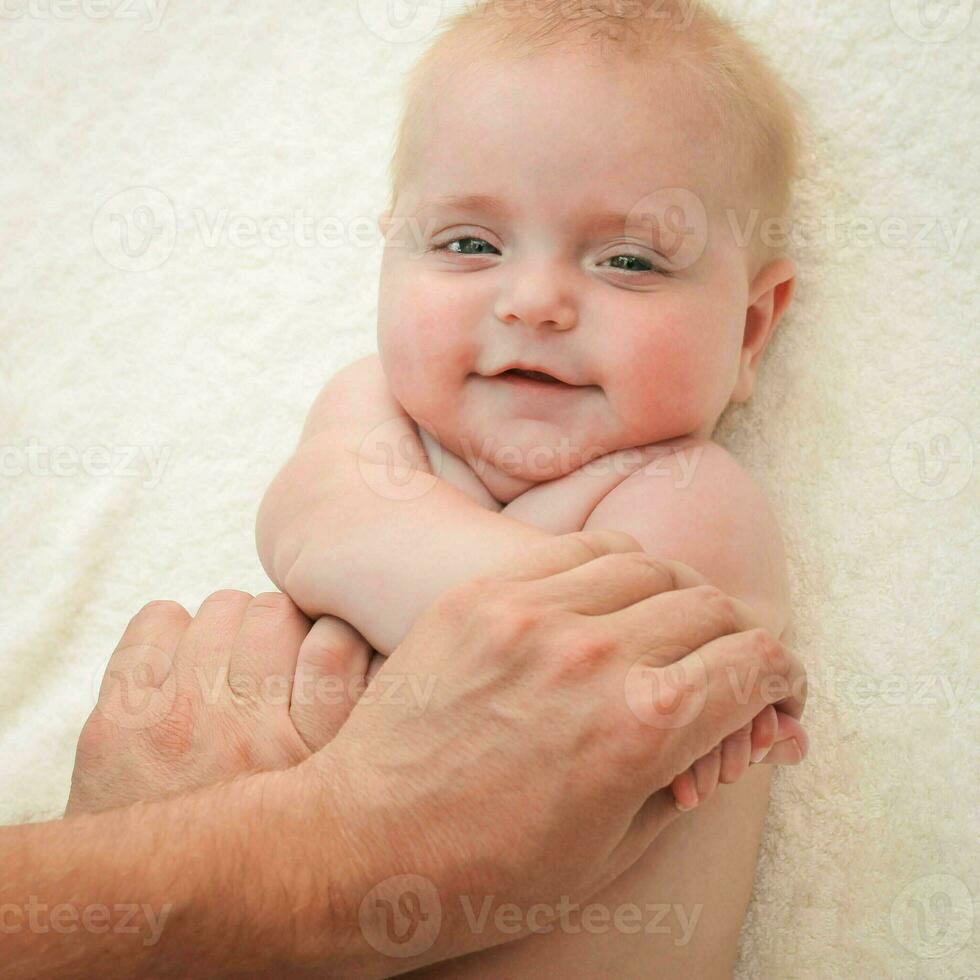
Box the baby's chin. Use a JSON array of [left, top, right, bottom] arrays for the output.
[[446, 415, 614, 482]]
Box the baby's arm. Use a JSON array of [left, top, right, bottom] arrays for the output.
[[256, 353, 555, 655]]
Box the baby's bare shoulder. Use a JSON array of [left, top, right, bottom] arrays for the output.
[[584, 437, 791, 635]]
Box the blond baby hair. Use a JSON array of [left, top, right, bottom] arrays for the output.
[[385, 0, 807, 270]]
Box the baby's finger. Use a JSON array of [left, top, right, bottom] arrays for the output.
[[671, 769, 699, 812], [756, 738, 805, 765], [692, 745, 722, 802], [749, 704, 779, 764], [719, 722, 753, 783], [290, 616, 373, 753], [756, 713, 809, 765]]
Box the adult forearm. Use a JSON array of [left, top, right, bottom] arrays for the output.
[[0, 767, 369, 979]]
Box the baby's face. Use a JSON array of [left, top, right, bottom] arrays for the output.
[[377, 45, 783, 482]]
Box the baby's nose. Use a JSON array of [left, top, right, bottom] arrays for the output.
[[493, 283, 577, 332]]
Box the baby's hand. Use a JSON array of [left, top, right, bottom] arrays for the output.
[[671, 705, 809, 811]]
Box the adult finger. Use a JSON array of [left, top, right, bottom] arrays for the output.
[[101, 600, 191, 692], [176, 590, 253, 690], [600, 582, 766, 659], [630, 629, 808, 779], [290, 616, 373, 753], [226, 592, 310, 710], [482, 529, 646, 584], [527, 552, 708, 616]]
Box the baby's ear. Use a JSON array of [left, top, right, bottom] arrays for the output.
[[731, 258, 796, 403]]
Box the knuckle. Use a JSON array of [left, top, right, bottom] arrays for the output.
[[697, 585, 737, 633], [557, 625, 619, 672], [624, 551, 673, 583], [747, 628, 788, 675], [203, 589, 253, 608], [134, 599, 189, 623], [435, 578, 485, 619], [246, 591, 295, 617], [74, 713, 115, 763], [226, 671, 261, 709], [477, 588, 540, 640]]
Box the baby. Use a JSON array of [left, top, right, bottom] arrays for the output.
[[257, 1, 807, 974]]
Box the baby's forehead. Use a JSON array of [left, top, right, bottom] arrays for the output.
[[410, 43, 743, 207]]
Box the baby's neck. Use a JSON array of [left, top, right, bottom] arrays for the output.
[[468, 458, 540, 506], [417, 426, 540, 506]]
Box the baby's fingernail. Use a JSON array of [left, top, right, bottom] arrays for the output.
[[792, 738, 806, 760], [750, 746, 769, 764], [675, 796, 698, 812]]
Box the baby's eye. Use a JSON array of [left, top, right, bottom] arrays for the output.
[[604, 254, 668, 276], [436, 237, 500, 256]]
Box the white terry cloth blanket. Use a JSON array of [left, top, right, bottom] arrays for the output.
[[1, 1, 977, 976]]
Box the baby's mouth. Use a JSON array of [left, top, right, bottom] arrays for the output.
[[499, 368, 566, 384]]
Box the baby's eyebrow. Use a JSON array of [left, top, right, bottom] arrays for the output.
[[420, 193, 512, 218], [418, 194, 652, 237]]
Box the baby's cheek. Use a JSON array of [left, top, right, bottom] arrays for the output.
[[618, 336, 717, 440]]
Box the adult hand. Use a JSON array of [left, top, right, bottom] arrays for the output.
[[67, 590, 374, 815], [313, 529, 808, 966]]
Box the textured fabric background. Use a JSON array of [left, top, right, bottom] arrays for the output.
[[1, 1, 977, 976]]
